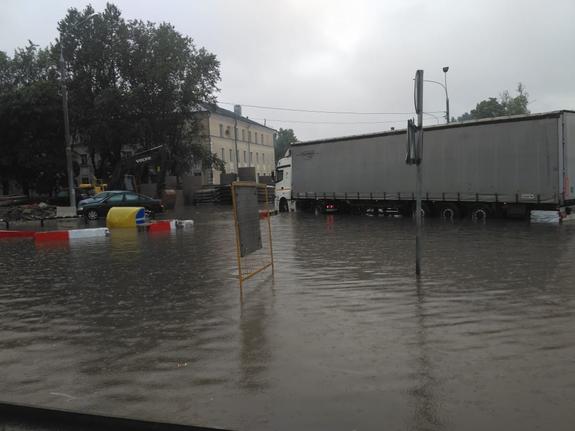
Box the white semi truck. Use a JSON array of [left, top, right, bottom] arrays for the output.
[[275, 110, 575, 219]]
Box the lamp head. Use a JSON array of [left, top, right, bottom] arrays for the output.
[[443, 66, 449, 73]]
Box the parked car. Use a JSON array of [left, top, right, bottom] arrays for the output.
[[48, 189, 91, 206], [77, 190, 124, 208], [78, 191, 164, 220]]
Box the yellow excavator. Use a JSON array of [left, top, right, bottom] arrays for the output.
[[79, 178, 108, 196]]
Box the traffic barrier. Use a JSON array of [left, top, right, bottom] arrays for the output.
[[35, 227, 109, 242], [148, 220, 176, 233], [106, 207, 146, 229], [175, 219, 194, 228], [0, 230, 36, 239]]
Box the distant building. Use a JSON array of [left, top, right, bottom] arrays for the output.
[[195, 104, 277, 184], [72, 104, 276, 189]]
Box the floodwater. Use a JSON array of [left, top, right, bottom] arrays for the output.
[[1, 208, 575, 431]]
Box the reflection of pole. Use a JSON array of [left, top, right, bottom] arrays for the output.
[[415, 70, 424, 276]]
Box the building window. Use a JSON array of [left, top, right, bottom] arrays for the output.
[[236, 150, 239, 162], [80, 154, 88, 165], [250, 152, 253, 163], [219, 124, 223, 137], [243, 151, 246, 162], [81, 176, 90, 185], [221, 148, 225, 161], [248, 131, 251, 142], [256, 152, 259, 163], [229, 149, 233, 161], [242, 129, 245, 141], [262, 153, 265, 162]]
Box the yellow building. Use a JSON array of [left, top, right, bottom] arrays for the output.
[[196, 105, 277, 184]]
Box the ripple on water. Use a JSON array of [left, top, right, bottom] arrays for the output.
[[1, 210, 575, 430]]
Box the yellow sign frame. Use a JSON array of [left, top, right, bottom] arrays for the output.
[[231, 181, 275, 291]]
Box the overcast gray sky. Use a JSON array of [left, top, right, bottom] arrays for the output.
[[2, 0, 574, 141]]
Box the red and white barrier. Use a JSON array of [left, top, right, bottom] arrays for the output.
[[34, 227, 109, 242], [3, 219, 190, 242], [148, 220, 177, 233], [0, 230, 35, 239]]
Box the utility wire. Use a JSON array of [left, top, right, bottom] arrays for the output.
[[252, 113, 444, 126], [218, 101, 444, 116], [252, 118, 406, 125]]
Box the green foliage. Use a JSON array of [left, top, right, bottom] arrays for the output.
[[0, 2, 222, 195], [0, 44, 66, 194], [274, 128, 298, 162], [55, 3, 222, 192], [457, 83, 530, 121]]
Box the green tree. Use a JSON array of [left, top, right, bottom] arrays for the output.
[[457, 83, 530, 121], [0, 44, 66, 194], [56, 3, 222, 192], [0, 2, 224, 195], [274, 128, 298, 162]]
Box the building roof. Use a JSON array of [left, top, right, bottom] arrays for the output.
[[199, 103, 277, 132], [293, 110, 575, 147]]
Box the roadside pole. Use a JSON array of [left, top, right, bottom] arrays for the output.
[[234, 105, 241, 175], [415, 70, 424, 276], [59, 47, 76, 209], [406, 70, 424, 276]]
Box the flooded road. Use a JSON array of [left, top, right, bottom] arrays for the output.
[[1, 208, 575, 430]]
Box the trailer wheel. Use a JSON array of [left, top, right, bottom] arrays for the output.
[[279, 198, 289, 212], [438, 204, 460, 220], [410, 203, 431, 218], [471, 205, 490, 221]]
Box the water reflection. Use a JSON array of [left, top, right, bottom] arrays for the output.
[[238, 275, 275, 392], [408, 279, 443, 431], [1, 210, 575, 430]]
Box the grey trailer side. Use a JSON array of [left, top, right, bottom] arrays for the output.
[[292, 111, 572, 216], [561, 111, 575, 205]]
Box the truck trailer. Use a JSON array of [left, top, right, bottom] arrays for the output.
[[275, 110, 575, 219]]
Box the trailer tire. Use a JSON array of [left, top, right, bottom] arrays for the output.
[[410, 203, 431, 218], [471, 205, 490, 221], [438, 204, 460, 220]]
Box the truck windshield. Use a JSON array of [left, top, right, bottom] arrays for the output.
[[275, 169, 284, 183]]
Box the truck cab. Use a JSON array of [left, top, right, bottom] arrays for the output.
[[275, 150, 295, 212]]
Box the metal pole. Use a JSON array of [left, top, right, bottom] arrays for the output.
[[58, 14, 99, 209], [247, 127, 251, 168], [234, 115, 239, 174], [415, 70, 424, 276], [60, 46, 76, 208], [443, 67, 450, 123]]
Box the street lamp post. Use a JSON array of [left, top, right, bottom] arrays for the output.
[[443, 66, 450, 123], [423, 66, 450, 124], [59, 13, 98, 208]]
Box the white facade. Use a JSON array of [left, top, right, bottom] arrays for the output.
[[201, 106, 276, 184]]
